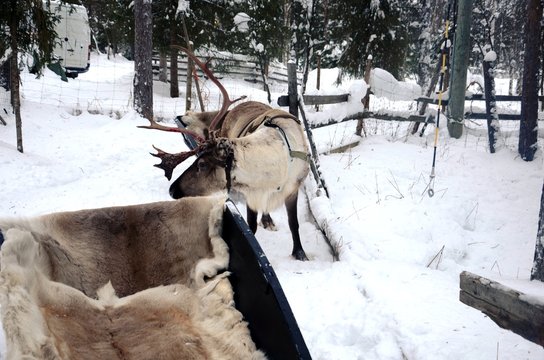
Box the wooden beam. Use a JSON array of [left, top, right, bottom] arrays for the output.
[[309, 112, 430, 129], [325, 140, 361, 154], [417, 95, 544, 105], [465, 113, 522, 120], [303, 94, 349, 105], [459, 271, 544, 346]]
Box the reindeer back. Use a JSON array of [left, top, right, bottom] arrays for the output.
[[220, 101, 272, 138]]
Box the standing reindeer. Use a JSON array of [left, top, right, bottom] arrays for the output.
[[140, 48, 310, 261]]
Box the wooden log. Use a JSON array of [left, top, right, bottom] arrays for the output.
[[325, 141, 360, 154], [464, 113, 522, 120], [417, 94, 544, 105], [309, 112, 429, 129], [459, 271, 544, 346], [302, 94, 349, 105]]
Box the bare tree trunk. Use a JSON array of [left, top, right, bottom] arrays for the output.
[[356, 56, 372, 136], [518, 0, 542, 161], [181, 14, 204, 111], [9, 1, 23, 153], [258, 56, 271, 104], [483, 58, 499, 153], [185, 58, 193, 111], [170, 47, 179, 98], [159, 51, 168, 83], [133, 0, 153, 121], [169, 16, 179, 98], [531, 182, 544, 281]]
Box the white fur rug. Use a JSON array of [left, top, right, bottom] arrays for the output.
[[0, 196, 266, 360]]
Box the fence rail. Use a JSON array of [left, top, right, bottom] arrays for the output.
[[151, 53, 299, 88], [279, 63, 542, 156]]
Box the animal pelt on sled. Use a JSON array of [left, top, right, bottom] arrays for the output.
[[0, 196, 266, 360]]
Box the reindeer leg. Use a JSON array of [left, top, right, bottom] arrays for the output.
[[285, 192, 308, 261], [246, 207, 258, 234], [260, 213, 277, 231]]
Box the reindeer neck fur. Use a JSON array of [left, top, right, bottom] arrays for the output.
[[226, 113, 310, 213]]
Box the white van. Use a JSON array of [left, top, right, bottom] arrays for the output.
[[46, 1, 91, 77]]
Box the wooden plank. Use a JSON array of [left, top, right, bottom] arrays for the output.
[[467, 94, 544, 102], [309, 112, 429, 129], [417, 94, 544, 105], [325, 140, 360, 154], [459, 271, 544, 346], [303, 94, 349, 105], [465, 113, 521, 120]]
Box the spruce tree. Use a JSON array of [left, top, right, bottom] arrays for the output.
[[323, 0, 410, 79]]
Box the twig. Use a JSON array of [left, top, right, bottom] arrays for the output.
[[427, 245, 445, 269], [491, 260, 502, 276], [385, 170, 404, 200], [464, 202, 479, 230], [375, 172, 381, 204]]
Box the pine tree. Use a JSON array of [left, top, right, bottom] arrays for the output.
[[323, 0, 410, 79]]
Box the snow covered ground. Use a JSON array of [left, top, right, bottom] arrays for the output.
[[1, 53, 544, 359]]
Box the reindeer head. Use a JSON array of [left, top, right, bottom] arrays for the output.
[[139, 46, 244, 194], [169, 137, 235, 199]]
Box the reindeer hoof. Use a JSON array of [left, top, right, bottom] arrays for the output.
[[260, 214, 277, 231], [292, 249, 309, 261]]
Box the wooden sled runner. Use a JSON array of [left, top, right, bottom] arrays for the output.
[[0, 196, 311, 360]]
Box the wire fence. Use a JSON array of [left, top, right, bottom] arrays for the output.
[[0, 52, 539, 155], [302, 65, 544, 156], [0, 52, 292, 122]]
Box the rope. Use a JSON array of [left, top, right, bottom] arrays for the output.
[[427, 2, 454, 198]]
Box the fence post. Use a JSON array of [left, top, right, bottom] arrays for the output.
[[287, 62, 298, 118], [356, 55, 372, 136], [483, 54, 499, 153], [448, 0, 473, 139]]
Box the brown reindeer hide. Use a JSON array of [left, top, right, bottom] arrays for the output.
[[0, 196, 266, 360], [219, 101, 272, 138]]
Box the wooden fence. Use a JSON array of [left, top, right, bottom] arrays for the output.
[[280, 59, 542, 154], [151, 52, 298, 88]]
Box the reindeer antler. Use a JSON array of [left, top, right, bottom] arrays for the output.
[[140, 46, 246, 180], [150, 145, 200, 180], [171, 45, 246, 131], [137, 119, 206, 143]]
